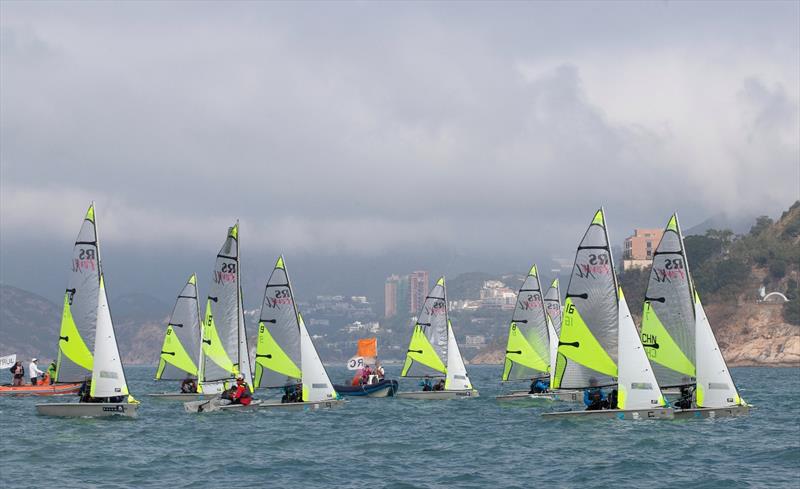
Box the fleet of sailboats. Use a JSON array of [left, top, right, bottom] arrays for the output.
[[28, 203, 751, 420]]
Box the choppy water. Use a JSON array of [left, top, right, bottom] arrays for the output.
[[1, 366, 798, 488]]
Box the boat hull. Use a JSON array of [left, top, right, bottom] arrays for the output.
[[395, 389, 479, 400], [673, 405, 751, 419], [35, 402, 138, 418], [542, 407, 675, 420], [332, 379, 398, 397], [495, 389, 582, 403], [257, 399, 347, 410], [183, 398, 263, 413], [147, 392, 218, 401], [0, 383, 82, 397]]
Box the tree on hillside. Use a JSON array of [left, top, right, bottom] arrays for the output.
[[749, 216, 773, 236]]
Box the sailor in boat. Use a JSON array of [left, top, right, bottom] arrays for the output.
[[529, 377, 549, 394], [229, 375, 253, 406], [375, 363, 385, 380], [28, 358, 45, 386], [180, 378, 198, 393], [9, 361, 24, 386], [47, 362, 57, 385], [584, 378, 608, 411], [77, 379, 123, 403], [281, 383, 302, 403], [420, 378, 433, 391], [674, 386, 693, 409], [433, 379, 445, 391]]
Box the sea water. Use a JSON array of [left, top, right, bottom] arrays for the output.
[[1, 365, 798, 488]]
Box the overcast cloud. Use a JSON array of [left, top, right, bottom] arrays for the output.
[[1, 1, 798, 300]]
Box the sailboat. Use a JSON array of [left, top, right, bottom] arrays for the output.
[[184, 223, 259, 412], [542, 209, 672, 419], [642, 214, 749, 418], [36, 203, 139, 417], [251, 256, 344, 410], [148, 274, 215, 401], [396, 277, 479, 399], [333, 338, 399, 397], [496, 266, 581, 402]]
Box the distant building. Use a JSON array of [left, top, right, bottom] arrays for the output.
[[623, 228, 664, 271], [479, 280, 516, 309], [384, 276, 399, 318], [465, 335, 486, 348], [408, 270, 430, 314]]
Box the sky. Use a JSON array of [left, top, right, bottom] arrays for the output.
[[1, 1, 798, 305]]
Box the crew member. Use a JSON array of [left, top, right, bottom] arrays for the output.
[[9, 361, 24, 386], [584, 378, 607, 410], [230, 374, 253, 406], [529, 377, 549, 394], [28, 358, 44, 386], [47, 362, 57, 385], [181, 378, 198, 393]]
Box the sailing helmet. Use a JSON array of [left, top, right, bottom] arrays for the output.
[[236, 374, 244, 381]]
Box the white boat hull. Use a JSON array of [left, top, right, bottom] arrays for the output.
[[184, 398, 263, 413], [395, 389, 479, 400], [147, 392, 217, 401], [673, 405, 751, 419], [36, 402, 138, 418], [257, 399, 347, 411], [495, 389, 582, 403], [542, 407, 674, 420]]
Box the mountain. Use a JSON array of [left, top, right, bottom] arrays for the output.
[[685, 212, 759, 236], [0, 285, 169, 366]]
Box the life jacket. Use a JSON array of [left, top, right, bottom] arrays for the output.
[[588, 388, 602, 402], [232, 383, 252, 405]]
